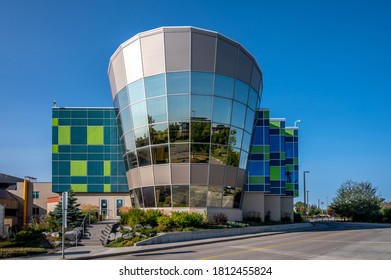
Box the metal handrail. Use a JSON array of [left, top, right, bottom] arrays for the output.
[[74, 212, 90, 246]]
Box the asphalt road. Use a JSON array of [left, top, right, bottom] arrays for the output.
[[103, 222, 391, 260]]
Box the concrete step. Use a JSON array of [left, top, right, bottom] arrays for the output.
[[78, 220, 118, 246]]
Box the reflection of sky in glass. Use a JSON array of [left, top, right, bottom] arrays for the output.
[[128, 79, 145, 104], [248, 88, 258, 111], [117, 87, 129, 111], [147, 96, 167, 124], [191, 72, 214, 95], [191, 95, 212, 120], [234, 79, 249, 104], [145, 74, 166, 98], [245, 108, 255, 133], [215, 74, 234, 99], [168, 95, 189, 122], [167, 72, 190, 94], [120, 107, 132, 133], [231, 101, 246, 128], [131, 101, 148, 128], [230, 127, 243, 149], [212, 97, 232, 124]]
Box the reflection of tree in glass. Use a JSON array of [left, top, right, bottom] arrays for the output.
[[227, 129, 239, 167], [191, 122, 211, 142], [169, 122, 189, 142], [211, 125, 229, 145]]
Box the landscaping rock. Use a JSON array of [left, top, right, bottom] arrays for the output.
[[115, 232, 123, 240], [135, 224, 143, 229], [122, 233, 134, 240], [108, 232, 116, 242], [123, 226, 133, 232]]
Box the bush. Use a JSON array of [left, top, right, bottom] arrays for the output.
[[212, 212, 228, 225], [119, 208, 163, 227], [143, 210, 163, 227], [294, 212, 303, 223], [171, 212, 204, 229], [157, 215, 174, 232], [14, 230, 43, 244]]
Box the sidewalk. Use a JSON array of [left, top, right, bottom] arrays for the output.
[[20, 222, 315, 260]]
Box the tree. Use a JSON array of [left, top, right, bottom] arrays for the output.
[[53, 189, 83, 228], [330, 180, 384, 222]]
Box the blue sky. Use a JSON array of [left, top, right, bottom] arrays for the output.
[[1, 0, 390, 205]]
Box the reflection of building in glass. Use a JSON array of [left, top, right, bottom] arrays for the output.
[[52, 26, 299, 222]]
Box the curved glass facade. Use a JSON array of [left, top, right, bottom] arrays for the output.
[[108, 27, 263, 209]]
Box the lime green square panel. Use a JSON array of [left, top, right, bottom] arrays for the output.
[[270, 166, 280, 180], [52, 118, 58, 126], [286, 165, 293, 171], [294, 158, 299, 164], [52, 145, 58, 153], [71, 161, 87, 176], [87, 126, 104, 145], [281, 152, 286, 160], [286, 183, 294, 191], [71, 184, 87, 192], [285, 129, 294, 136], [263, 111, 270, 118], [270, 121, 280, 128], [58, 126, 70, 144], [104, 161, 111, 176], [264, 154, 270, 161], [250, 145, 263, 154], [249, 176, 265, 184], [294, 190, 299, 197], [104, 184, 111, 192]]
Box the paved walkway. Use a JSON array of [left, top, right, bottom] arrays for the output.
[[19, 223, 314, 260]]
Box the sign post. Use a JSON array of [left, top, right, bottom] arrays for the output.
[[61, 191, 68, 259]]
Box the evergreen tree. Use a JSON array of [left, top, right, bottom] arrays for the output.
[[53, 189, 83, 228]]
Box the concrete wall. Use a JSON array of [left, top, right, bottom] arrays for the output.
[[281, 197, 294, 222], [207, 207, 242, 222], [264, 195, 281, 222], [241, 192, 265, 221]]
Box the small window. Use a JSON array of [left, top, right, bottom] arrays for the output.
[[33, 207, 40, 215], [33, 191, 40, 199]]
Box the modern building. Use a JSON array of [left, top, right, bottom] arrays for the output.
[[50, 26, 299, 222]]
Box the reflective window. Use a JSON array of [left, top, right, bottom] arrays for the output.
[[134, 188, 144, 208], [147, 96, 167, 124], [233, 188, 242, 208], [155, 185, 171, 207], [131, 101, 148, 128], [117, 87, 129, 111], [234, 79, 249, 104], [167, 95, 189, 122], [210, 145, 228, 165], [128, 79, 145, 104], [120, 107, 133, 133], [191, 95, 212, 121], [191, 72, 214, 95], [248, 88, 259, 111], [207, 186, 223, 207], [126, 151, 138, 169], [172, 185, 189, 207], [170, 144, 189, 163], [242, 131, 251, 152], [191, 144, 209, 163], [244, 108, 255, 133], [227, 147, 240, 167], [142, 186, 156, 207], [167, 72, 190, 94], [215, 74, 234, 99], [239, 151, 248, 169], [222, 186, 235, 208], [169, 122, 189, 142], [145, 74, 166, 98], [211, 124, 230, 145], [149, 123, 168, 144], [134, 126, 149, 147], [191, 122, 211, 143], [229, 127, 243, 149], [231, 101, 246, 128], [136, 147, 151, 167], [190, 185, 207, 207], [212, 97, 232, 125], [151, 144, 169, 164], [123, 131, 136, 151]]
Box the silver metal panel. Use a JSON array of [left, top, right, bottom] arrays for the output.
[[215, 38, 238, 78], [236, 49, 253, 84], [191, 32, 216, 72], [141, 32, 165, 77], [250, 66, 262, 92], [164, 32, 190, 72], [153, 164, 171, 185], [190, 164, 208, 185], [224, 166, 238, 187], [123, 39, 144, 85], [139, 166, 155, 186], [130, 168, 141, 188], [171, 163, 190, 184], [209, 164, 226, 186], [111, 51, 127, 94]]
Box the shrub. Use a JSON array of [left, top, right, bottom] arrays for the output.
[[157, 215, 174, 232], [294, 212, 303, 223], [212, 212, 228, 225], [119, 208, 145, 226], [143, 210, 163, 227], [15, 230, 42, 244], [171, 212, 203, 229]]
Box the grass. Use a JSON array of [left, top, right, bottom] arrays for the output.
[[0, 238, 51, 259]]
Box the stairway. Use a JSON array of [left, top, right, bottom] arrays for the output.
[[79, 220, 117, 246]]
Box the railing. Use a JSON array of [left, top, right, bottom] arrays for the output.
[[74, 212, 90, 246]]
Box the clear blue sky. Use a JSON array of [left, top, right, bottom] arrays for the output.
[[1, 0, 390, 205]]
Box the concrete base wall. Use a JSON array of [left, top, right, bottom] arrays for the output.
[[281, 197, 294, 222], [241, 192, 265, 221], [264, 195, 281, 222], [207, 207, 242, 222]]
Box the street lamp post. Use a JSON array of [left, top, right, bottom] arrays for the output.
[[303, 171, 310, 220]]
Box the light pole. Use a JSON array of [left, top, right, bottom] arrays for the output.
[[303, 171, 310, 220]]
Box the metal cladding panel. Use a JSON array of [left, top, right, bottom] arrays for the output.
[[153, 164, 171, 185], [111, 51, 127, 94], [236, 49, 253, 84], [190, 164, 208, 185], [108, 65, 117, 99], [171, 163, 190, 184], [209, 164, 226, 185], [224, 166, 238, 187], [123, 39, 144, 85], [139, 166, 155, 186], [126, 171, 133, 189], [250, 66, 262, 92], [130, 168, 141, 188], [164, 32, 191, 72], [215, 38, 238, 78], [191, 32, 216, 72], [236, 169, 246, 187], [140, 32, 165, 77]]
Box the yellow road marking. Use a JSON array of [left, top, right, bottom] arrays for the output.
[[200, 230, 355, 260]]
